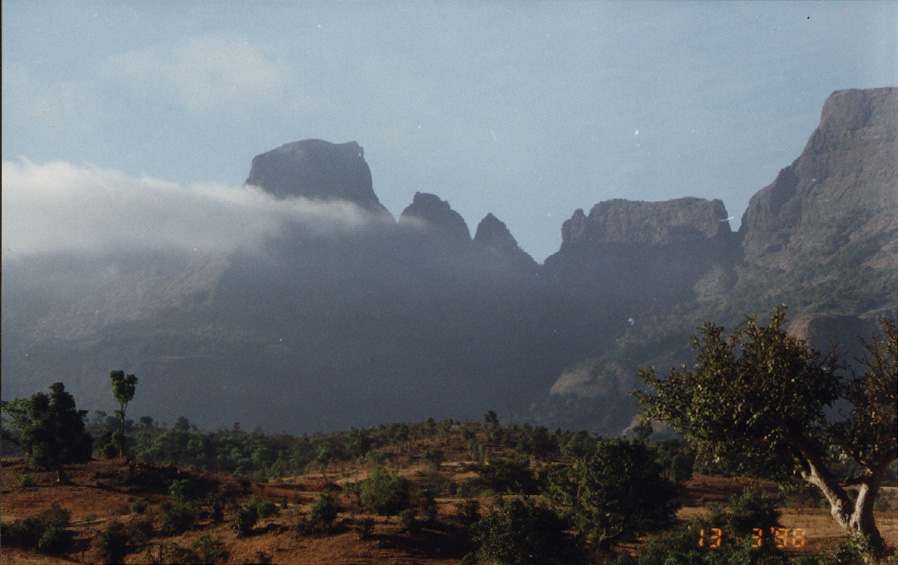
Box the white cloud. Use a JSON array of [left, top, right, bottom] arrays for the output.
[[1, 159, 388, 258], [106, 33, 292, 114]]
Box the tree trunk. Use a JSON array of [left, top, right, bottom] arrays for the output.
[[55, 466, 71, 485]]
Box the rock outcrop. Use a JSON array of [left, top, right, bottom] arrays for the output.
[[560, 197, 734, 249], [473, 213, 537, 269], [740, 88, 898, 267], [399, 192, 471, 241], [245, 139, 392, 217]]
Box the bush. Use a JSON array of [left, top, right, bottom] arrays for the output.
[[37, 527, 74, 555], [455, 498, 480, 528], [234, 506, 258, 538], [352, 517, 375, 540], [191, 534, 230, 564], [130, 499, 149, 514], [4, 503, 73, 554], [637, 518, 789, 565], [470, 456, 539, 495], [95, 520, 131, 564], [474, 496, 584, 565], [161, 503, 195, 535], [307, 493, 339, 532], [398, 508, 417, 533], [707, 489, 781, 537], [17, 473, 33, 487], [547, 439, 679, 549], [360, 467, 411, 516]]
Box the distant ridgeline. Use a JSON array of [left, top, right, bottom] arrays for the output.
[[2, 88, 896, 434]]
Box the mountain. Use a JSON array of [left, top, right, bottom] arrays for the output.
[[2, 88, 895, 435]]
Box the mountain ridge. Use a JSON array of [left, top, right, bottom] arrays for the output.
[[2, 88, 895, 435]]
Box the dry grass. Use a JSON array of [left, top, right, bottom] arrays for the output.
[[2, 457, 896, 564]]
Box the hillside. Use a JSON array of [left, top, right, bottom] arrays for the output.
[[2, 419, 896, 564], [2, 88, 896, 435]]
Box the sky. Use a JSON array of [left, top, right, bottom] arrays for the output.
[[3, 1, 897, 262]]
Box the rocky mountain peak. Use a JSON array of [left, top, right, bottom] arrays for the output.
[[399, 192, 471, 241], [561, 197, 733, 249], [740, 88, 898, 266], [245, 139, 391, 216], [474, 213, 537, 268]]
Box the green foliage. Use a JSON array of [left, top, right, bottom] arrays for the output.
[[94, 519, 131, 564], [110, 370, 138, 457], [130, 499, 149, 514], [242, 497, 279, 518], [473, 496, 584, 565], [234, 505, 258, 538], [651, 439, 695, 483], [709, 489, 781, 537], [635, 309, 898, 553], [398, 508, 418, 533], [423, 446, 445, 470], [1, 383, 93, 477], [548, 438, 679, 549], [161, 503, 195, 535], [359, 466, 411, 516], [191, 534, 229, 564], [169, 478, 197, 503], [307, 493, 339, 531], [469, 456, 539, 495], [16, 473, 33, 487], [3, 503, 73, 555]]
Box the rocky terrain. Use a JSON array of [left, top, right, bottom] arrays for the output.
[[2, 88, 895, 434]]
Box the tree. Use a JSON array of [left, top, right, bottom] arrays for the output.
[[359, 466, 411, 516], [473, 496, 584, 565], [109, 370, 137, 459], [547, 438, 679, 549], [634, 308, 897, 556], [1, 382, 93, 483]]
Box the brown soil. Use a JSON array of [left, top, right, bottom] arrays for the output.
[[2, 458, 895, 564]]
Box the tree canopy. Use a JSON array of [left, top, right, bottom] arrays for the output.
[[547, 438, 679, 549], [1, 382, 93, 482], [634, 308, 897, 555]]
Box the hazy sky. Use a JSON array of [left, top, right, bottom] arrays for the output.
[[3, 1, 896, 262]]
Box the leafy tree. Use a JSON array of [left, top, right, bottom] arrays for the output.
[[547, 438, 679, 549], [359, 466, 411, 515], [110, 370, 137, 459], [307, 492, 338, 532], [473, 496, 584, 565], [635, 309, 897, 556], [1, 382, 93, 483]]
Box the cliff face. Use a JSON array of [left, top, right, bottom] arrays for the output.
[[245, 139, 392, 217], [560, 197, 734, 248], [740, 88, 898, 268], [3, 89, 895, 437]]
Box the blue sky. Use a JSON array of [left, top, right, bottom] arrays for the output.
[[3, 1, 896, 261]]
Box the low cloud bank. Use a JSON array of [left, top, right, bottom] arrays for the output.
[[2, 159, 389, 259]]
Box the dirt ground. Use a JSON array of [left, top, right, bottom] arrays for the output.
[[2, 457, 896, 564]]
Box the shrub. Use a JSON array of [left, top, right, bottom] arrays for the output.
[[191, 534, 230, 564], [455, 498, 480, 528], [360, 467, 411, 516], [168, 478, 197, 503], [547, 439, 679, 549], [17, 473, 33, 487], [473, 496, 584, 565], [352, 517, 375, 540], [398, 508, 418, 533], [37, 527, 74, 555], [470, 456, 539, 495], [95, 520, 131, 564], [130, 499, 149, 514], [4, 503, 73, 554], [307, 493, 339, 532], [161, 503, 195, 535], [234, 506, 258, 538]]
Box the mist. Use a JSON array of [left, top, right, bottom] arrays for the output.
[[1, 159, 391, 260]]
